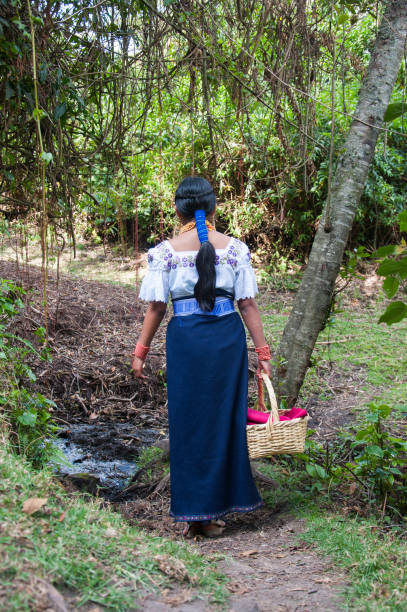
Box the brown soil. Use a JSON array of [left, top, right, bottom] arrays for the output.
[[118, 460, 346, 610], [2, 258, 375, 611], [119, 505, 346, 611], [0, 259, 168, 429], [201, 515, 345, 612]]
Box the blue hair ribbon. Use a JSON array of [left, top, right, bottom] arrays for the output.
[[194, 209, 208, 243]]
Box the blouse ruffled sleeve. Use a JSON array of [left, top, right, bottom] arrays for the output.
[[234, 241, 258, 301], [138, 243, 170, 303]]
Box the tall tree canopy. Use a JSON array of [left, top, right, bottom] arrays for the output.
[[1, 0, 406, 257]]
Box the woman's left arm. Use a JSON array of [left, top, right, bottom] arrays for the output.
[[132, 301, 167, 378], [237, 297, 271, 377]]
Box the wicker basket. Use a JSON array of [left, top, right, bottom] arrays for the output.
[[247, 373, 309, 459]]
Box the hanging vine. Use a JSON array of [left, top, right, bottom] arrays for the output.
[[26, 0, 49, 341]]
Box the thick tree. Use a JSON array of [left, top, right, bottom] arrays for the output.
[[276, 0, 407, 406]]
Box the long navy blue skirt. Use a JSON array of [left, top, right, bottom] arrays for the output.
[[166, 311, 263, 522]]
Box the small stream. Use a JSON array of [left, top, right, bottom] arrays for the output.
[[53, 422, 166, 496]]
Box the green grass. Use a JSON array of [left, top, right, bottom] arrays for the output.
[[301, 513, 407, 611], [137, 444, 165, 469], [315, 307, 407, 399], [0, 437, 226, 611], [258, 459, 407, 611], [259, 301, 407, 411], [136, 445, 170, 481]]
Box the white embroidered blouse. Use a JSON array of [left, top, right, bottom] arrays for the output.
[[139, 237, 258, 303]]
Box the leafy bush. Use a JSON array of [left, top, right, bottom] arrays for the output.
[[0, 279, 58, 467], [296, 402, 407, 520], [342, 404, 407, 509]]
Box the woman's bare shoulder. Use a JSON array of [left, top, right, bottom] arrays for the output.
[[211, 231, 232, 249], [168, 230, 232, 251]]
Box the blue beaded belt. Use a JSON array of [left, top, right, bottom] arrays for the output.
[[172, 297, 235, 317]]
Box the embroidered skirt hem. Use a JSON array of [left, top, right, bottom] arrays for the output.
[[170, 500, 264, 523]]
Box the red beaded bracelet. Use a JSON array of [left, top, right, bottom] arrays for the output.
[[132, 342, 150, 360], [255, 344, 271, 361]]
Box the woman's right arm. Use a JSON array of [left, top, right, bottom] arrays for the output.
[[134, 243, 170, 378], [132, 301, 167, 379], [237, 297, 271, 377]]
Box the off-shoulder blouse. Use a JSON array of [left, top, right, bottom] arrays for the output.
[[138, 237, 258, 303]]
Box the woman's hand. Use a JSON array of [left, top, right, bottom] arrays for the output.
[[257, 359, 271, 378], [132, 355, 146, 379]]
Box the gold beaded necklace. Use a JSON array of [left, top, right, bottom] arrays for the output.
[[179, 219, 215, 235]]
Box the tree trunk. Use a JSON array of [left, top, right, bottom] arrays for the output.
[[276, 0, 407, 406]]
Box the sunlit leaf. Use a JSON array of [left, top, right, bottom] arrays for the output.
[[376, 404, 391, 418], [374, 245, 396, 257], [384, 102, 407, 122], [398, 210, 407, 233], [40, 151, 53, 165], [377, 257, 407, 277], [365, 445, 384, 458], [17, 411, 37, 426], [32, 107, 44, 120], [378, 301, 407, 325], [382, 276, 399, 298]]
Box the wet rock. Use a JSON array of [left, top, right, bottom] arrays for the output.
[[59, 473, 103, 495], [155, 438, 170, 453]]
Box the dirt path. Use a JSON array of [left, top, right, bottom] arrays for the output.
[[60, 509, 346, 612], [138, 513, 345, 611], [119, 484, 346, 612]]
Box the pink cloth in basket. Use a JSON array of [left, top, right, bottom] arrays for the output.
[[247, 406, 307, 425]]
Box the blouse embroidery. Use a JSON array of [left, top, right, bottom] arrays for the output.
[[147, 238, 250, 270]]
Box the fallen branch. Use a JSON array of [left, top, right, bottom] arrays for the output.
[[316, 337, 352, 345], [251, 464, 278, 488]]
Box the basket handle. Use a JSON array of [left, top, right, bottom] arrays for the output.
[[259, 373, 280, 428]]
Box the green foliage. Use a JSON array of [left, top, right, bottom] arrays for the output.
[[379, 300, 407, 325], [343, 403, 407, 501], [339, 247, 370, 286], [300, 513, 407, 611], [376, 211, 407, 325], [295, 402, 407, 519], [1, 1, 405, 258], [135, 444, 169, 481], [137, 444, 165, 469], [0, 279, 57, 467], [384, 101, 407, 123]]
